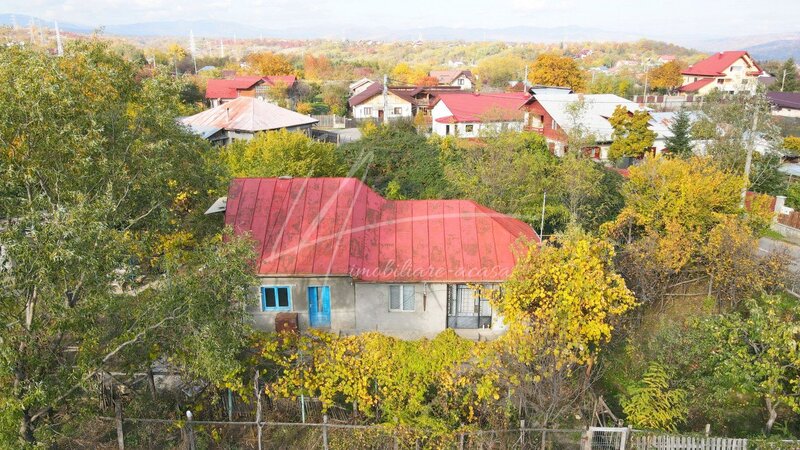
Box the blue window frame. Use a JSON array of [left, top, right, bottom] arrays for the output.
[[261, 286, 292, 312]]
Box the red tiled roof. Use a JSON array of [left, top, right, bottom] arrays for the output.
[[225, 178, 538, 282], [431, 93, 528, 123], [205, 75, 297, 99], [681, 51, 762, 77], [678, 77, 716, 93]]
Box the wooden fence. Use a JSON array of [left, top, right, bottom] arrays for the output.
[[631, 434, 748, 450], [778, 210, 800, 229]]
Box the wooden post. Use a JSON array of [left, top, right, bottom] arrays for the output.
[[459, 432, 465, 450], [255, 371, 263, 450], [705, 424, 711, 437], [519, 420, 525, 446], [185, 410, 196, 450], [322, 414, 329, 450], [114, 399, 125, 450], [147, 368, 157, 401], [542, 429, 548, 450]]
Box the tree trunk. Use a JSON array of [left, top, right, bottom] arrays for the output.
[[765, 397, 778, 435]]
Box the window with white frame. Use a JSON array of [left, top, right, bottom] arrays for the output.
[[261, 286, 292, 312], [363, 106, 373, 116], [393, 107, 403, 115], [457, 77, 465, 86], [465, 124, 474, 133], [389, 285, 415, 311]]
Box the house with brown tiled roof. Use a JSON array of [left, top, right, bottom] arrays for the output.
[[429, 70, 475, 90]]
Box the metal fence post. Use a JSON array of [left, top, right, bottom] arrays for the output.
[[115, 399, 125, 450], [322, 414, 329, 450], [542, 429, 547, 450], [185, 410, 196, 450]]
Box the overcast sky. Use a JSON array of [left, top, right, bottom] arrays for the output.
[[5, 0, 799, 39]]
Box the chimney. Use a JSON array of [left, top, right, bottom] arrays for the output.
[[225, 107, 230, 122]]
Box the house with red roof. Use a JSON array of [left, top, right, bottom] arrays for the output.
[[206, 75, 298, 107], [217, 177, 538, 339], [430, 93, 529, 138], [678, 51, 762, 95]]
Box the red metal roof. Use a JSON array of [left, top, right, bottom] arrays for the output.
[[431, 92, 529, 123], [205, 76, 297, 99], [677, 77, 716, 93], [225, 178, 538, 282], [681, 51, 762, 77]]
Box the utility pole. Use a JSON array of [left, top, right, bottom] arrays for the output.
[[29, 19, 35, 44], [189, 30, 197, 74], [740, 108, 759, 208], [540, 191, 547, 238], [642, 61, 651, 103], [382, 74, 389, 125], [523, 65, 529, 92], [219, 40, 224, 58], [54, 21, 63, 56], [781, 69, 787, 92]]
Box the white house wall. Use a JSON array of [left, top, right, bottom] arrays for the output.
[[352, 282, 449, 339], [352, 92, 413, 119]]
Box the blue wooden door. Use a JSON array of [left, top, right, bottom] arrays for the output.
[[308, 286, 331, 327]]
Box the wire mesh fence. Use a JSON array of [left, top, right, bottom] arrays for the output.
[[84, 415, 587, 450]]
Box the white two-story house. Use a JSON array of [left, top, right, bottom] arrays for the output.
[[678, 51, 763, 96]]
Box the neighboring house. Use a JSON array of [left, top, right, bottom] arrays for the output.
[[348, 83, 415, 120], [521, 93, 669, 159], [205, 75, 298, 107], [180, 97, 317, 145], [678, 51, 762, 95], [767, 92, 800, 118], [220, 177, 538, 339], [394, 85, 465, 116], [429, 70, 475, 90], [430, 93, 528, 138], [349, 77, 375, 96], [658, 55, 676, 64]]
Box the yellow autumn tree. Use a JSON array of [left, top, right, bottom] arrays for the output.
[[528, 53, 586, 92], [491, 232, 636, 368], [245, 51, 296, 76], [647, 61, 685, 91]]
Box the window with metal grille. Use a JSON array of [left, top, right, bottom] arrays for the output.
[[261, 286, 291, 311], [389, 285, 415, 311]]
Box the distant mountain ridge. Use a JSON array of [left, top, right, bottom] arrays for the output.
[[2, 12, 798, 59]]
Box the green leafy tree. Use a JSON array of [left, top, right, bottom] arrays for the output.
[[608, 106, 657, 159], [0, 42, 255, 446], [220, 129, 346, 179], [787, 183, 800, 209], [440, 131, 560, 221], [337, 121, 451, 199], [702, 296, 800, 435], [665, 108, 693, 158], [622, 363, 688, 431], [778, 58, 798, 92]]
